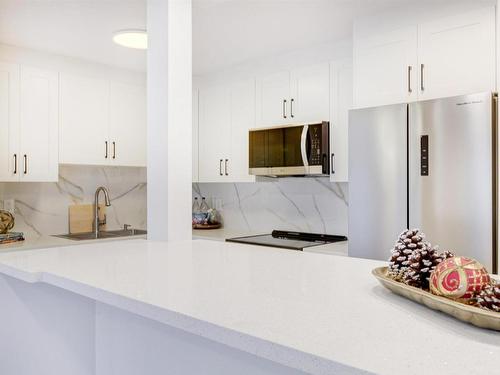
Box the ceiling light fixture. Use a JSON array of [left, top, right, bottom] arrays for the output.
[[113, 29, 147, 50]]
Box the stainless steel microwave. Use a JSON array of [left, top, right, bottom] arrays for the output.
[[249, 121, 330, 176]]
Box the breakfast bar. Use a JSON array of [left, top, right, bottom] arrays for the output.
[[0, 239, 498, 375]]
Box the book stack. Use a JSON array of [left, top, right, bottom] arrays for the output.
[[0, 232, 25, 245]]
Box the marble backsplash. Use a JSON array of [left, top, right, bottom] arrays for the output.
[[0, 165, 147, 237], [193, 178, 348, 235]]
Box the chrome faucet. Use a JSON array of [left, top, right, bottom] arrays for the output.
[[94, 186, 111, 237]]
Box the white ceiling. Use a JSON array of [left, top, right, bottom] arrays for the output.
[[0, 0, 494, 75]]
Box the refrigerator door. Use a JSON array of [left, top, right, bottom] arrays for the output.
[[349, 104, 408, 260], [409, 92, 496, 272]]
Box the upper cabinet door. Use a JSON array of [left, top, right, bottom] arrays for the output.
[[19, 66, 58, 182], [198, 84, 231, 182], [290, 63, 330, 123], [229, 79, 255, 182], [354, 26, 418, 108], [192, 88, 199, 182], [60, 74, 110, 165], [418, 7, 495, 101], [256, 71, 290, 126], [0, 62, 20, 182], [109, 82, 147, 167], [330, 59, 353, 182]]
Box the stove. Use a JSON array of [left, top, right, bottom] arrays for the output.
[[226, 230, 347, 251]]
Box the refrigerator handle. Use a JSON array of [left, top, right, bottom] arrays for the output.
[[407, 66, 412, 94], [420, 64, 425, 92]]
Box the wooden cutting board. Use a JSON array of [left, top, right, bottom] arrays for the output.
[[69, 204, 107, 234]]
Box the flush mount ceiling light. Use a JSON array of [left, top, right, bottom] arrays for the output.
[[113, 29, 147, 50]]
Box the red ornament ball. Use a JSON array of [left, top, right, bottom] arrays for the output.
[[429, 256, 490, 300]]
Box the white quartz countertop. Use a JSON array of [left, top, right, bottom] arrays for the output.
[[0, 239, 498, 375]]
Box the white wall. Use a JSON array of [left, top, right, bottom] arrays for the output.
[[194, 38, 351, 86], [353, 0, 496, 38], [0, 43, 145, 85]]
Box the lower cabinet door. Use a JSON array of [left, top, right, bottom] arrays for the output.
[[19, 66, 59, 182], [198, 84, 231, 182]]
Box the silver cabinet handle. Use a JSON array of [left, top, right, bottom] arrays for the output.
[[283, 99, 287, 119], [290, 98, 295, 118], [225, 159, 229, 176], [112, 141, 116, 159], [219, 159, 223, 176], [13, 154, 17, 174], [23, 154, 27, 175], [420, 63, 425, 91], [408, 66, 412, 93], [331, 153, 335, 174], [105, 141, 108, 159]]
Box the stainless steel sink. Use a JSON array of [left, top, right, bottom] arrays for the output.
[[53, 228, 147, 241]]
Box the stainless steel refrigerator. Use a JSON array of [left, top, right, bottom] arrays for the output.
[[348, 92, 498, 273]]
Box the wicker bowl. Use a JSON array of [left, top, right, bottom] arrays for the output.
[[0, 210, 14, 234]]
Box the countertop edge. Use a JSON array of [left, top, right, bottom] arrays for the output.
[[0, 259, 364, 375]]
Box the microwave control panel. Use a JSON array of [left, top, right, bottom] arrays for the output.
[[309, 125, 323, 165]]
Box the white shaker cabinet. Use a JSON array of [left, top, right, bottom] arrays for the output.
[[198, 84, 231, 182], [290, 63, 330, 124], [330, 60, 353, 182], [353, 7, 495, 108], [256, 63, 330, 127], [197, 79, 256, 183], [0, 64, 58, 182], [59, 74, 110, 166], [354, 26, 418, 108], [19, 66, 59, 181], [229, 79, 256, 183], [60, 74, 146, 167], [417, 7, 495, 101], [256, 71, 290, 126], [192, 88, 199, 182], [109, 82, 147, 167], [0, 62, 20, 182]]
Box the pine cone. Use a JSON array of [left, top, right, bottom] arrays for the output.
[[472, 282, 500, 312], [404, 245, 443, 289], [388, 229, 429, 281]]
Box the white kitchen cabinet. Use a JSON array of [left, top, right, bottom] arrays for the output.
[[0, 64, 58, 182], [256, 63, 330, 126], [417, 7, 495, 101], [256, 71, 290, 126], [197, 79, 256, 183], [192, 88, 199, 182], [198, 84, 231, 182], [109, 82, 147, 167], [353, 7, 495, 108], [229, 79, 255, 183], [354, 26, 418, 108], [59, 74, 146, 167], [330, 59, 352, 182], [60, 74, 110, 166], [0, 62, 20, 182], [18, 66, 59, 182], [290, 63, 330, 124]]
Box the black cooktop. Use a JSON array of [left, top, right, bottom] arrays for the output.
[[226, 230, 347, 251]]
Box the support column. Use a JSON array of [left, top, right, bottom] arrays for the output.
[[147, 0, 192, 241]]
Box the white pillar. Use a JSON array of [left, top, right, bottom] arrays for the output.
[[147, 0, 192, 241]]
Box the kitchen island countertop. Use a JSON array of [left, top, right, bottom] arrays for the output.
[[0, 239, 498, 374]]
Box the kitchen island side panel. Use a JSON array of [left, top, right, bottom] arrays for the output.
[[0, 274, 96, 375]]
